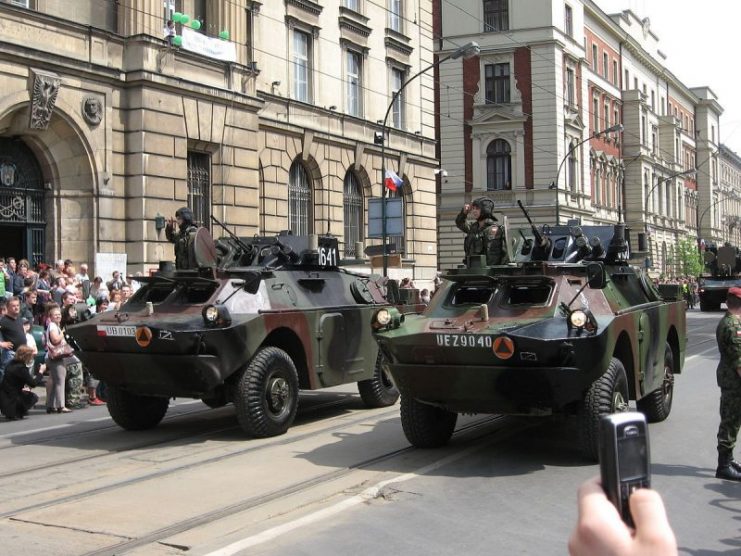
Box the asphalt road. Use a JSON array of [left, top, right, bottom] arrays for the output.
[[0, 310, 733, 556]]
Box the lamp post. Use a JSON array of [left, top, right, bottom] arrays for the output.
[[378, 41, 480, 277], [551, 123, 623, 225]]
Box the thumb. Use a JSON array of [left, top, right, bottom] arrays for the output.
[[629, 489, 677, 547]]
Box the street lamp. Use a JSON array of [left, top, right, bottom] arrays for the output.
[[551, 123, 623, 225], [378, 41, 481, 277]]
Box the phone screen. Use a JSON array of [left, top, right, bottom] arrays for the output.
[[618, 435, 648, 480]]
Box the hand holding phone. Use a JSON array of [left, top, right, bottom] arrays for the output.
[[599, 412, 651, 528]]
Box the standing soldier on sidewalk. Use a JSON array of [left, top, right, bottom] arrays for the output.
[[714, 287, 741, 481], [455, 197, 508, 267]]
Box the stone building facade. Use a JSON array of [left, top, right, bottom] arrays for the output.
[[435, 0, 724, 275], [0, 0, 439, 284], [719, 145, 741, 248]]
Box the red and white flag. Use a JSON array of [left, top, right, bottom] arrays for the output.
[[384, 169, 403, 192]]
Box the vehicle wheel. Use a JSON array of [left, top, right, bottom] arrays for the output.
[[202, 387, 228, 409], [637, 343, 674, 423], [234, 347, 299, 438], [400, 395, 457, 448], [357, 352, 399, 408], [579, 357, 630, 460], [106, 386, 169, 431]]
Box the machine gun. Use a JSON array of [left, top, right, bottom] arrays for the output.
[[517, 200, 551, 261]]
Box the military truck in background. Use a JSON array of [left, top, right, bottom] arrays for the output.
[[697, 244, 741, 311], [68, 225, 401, 437], [373, 205, 687, 459]]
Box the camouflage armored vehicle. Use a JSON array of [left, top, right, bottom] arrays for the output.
[[373, 205, 686, 459], [697, 244, 741, 311], [68, 226, 400, 437]]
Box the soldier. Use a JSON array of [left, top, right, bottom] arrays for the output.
[[165, 207, 198, 270], [714, 286, 741, 481], [455, 197, 508, 266]]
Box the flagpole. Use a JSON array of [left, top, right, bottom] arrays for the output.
[[378, 41, 480, 278]]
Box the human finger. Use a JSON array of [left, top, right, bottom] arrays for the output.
[[629, 489, 677, 549]]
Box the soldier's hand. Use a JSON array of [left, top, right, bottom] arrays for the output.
[[463, 204, 471, 214]]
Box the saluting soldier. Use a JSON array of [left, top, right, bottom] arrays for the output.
[[165, 207, 199, 270], [714, 286, 741, 481], [455, 197, 508, 267]]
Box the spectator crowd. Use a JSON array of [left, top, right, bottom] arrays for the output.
[[0, 256, 141, 421]]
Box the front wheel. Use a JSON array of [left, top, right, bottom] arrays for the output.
[[400, 395, 457, 448], [107, 386, 169, 431], [357, 352, 399, 408], [579, 358, 630, 460], [637, 343, 674, 423], [234, 347, 299, 438]]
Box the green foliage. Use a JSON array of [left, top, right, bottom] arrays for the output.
[[675, 237, 704, 277]]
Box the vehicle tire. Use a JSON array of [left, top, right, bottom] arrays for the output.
[[357, 352, 399, 408], [106, 386, 169, 431], [202, 387, 228, 409], [637, 343, 674, 423], [579, 357, 630, 460], [400, 395, 457, 448], [234, 347, 299, 438]]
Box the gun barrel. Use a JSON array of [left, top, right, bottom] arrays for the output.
[[517, 200, 546, 247], [210, 215, 253, 253]]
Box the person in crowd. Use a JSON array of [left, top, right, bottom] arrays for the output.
[[6, 257, 17, 288], [455, 197, 508, 267], [75, 263, 91, 298], [9, 259, 26, 296], [569, 476, 677, 556], [108, 290, 123, 311], [713, 287, 741, 481], [61, 290, 77, 308], [0, 296, 27, 378], [121, 283, 133, 304], [164, 19, 175, 45], [90, 276, 108, 300], [0, 345, 43, 420], [420, 288, 431, 305], [0, 258, 8, 300], [51, 276, 67, 305], [95, 297, 110, 314], [107, 270, 125, 292], [165, 206, 199, 269], [36, 269, 51, 296], [44, 304, 71, 414], [59, 304, 85, 409]]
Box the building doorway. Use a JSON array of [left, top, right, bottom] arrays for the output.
[[0, 138, 46, 266]]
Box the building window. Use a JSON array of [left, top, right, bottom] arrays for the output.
[[187, 151, 211, 228], [192, 0, 206, 34], [650, 90, 655, 111], [602, 53, 608, 79], [293, 30, 312, 103], [614, 107, 620, 130], [564, 4, 573, 36], [343, 171, 363, 256], [345, 0, 360, 11], [389, 0, 403, 33], [565, 68, 575, 106], [624, 69, 629, 89], [592, 97, 599, 133], [591, 44, 598, 72], [483, 0, 509, 32], [485, 63, 510, 104], [391, 66, 405, 128], [486, 139, 511, 190], [7, 0, 30, 7], [386, 186, 405, 254], [651, 125, 658, 155], [346, 50, 362, 117], [288, 160, 313, 235], [567, 142, 578, 192], [612, 60, 618, 85], [604, 101, 610, 129]]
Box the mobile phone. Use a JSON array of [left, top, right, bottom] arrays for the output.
[[599, 412, 651, 527]]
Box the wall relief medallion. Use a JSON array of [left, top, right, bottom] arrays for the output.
[[29, 69, 61, 131], [82, 96, 103, 126]]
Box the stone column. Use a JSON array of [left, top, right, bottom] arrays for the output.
[[118, 0, 161, 38]]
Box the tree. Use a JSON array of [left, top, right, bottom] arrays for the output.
[[675, 237, 704, 277]]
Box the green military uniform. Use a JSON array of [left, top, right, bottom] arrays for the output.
[[455, 210, 508, 266], [165, 207, 198, 270], [716, 311, 741, 460]]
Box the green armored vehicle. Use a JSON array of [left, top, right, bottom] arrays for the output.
[[68, 227, 399, 437], [373, 205, 686, 459], [698, 244, 741, 311]]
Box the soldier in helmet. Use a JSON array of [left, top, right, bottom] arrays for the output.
[[714, 286, 741, 481], [455, 197, 508, 266], [165, 207, 198, 270]]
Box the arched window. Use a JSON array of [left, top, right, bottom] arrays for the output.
[[486, 139, 511, 190], [288, 160, 312, 235], [343, 170, 363, 256]]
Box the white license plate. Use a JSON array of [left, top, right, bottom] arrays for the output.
[[97, 325, 137, 337]]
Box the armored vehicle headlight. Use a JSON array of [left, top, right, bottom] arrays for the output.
[[204, 305, 219, 323], [569, 310, 588, 329], [202, 304, 232, 326], [374, 308, 392, 328]]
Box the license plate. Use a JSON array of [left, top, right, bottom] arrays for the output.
[[435, 334, 492, 348], [97, 325, 137, 337]]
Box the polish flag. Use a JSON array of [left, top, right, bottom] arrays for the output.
[[384, 170, 403, 192]]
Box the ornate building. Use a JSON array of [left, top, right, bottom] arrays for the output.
[[0, 0, 439, 284], [435, 0, 724, 274]]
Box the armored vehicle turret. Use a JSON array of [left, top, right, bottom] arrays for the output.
[[373, 211, 687, 459], [68, 225, 401, 437], [697, 244, 741, 311]]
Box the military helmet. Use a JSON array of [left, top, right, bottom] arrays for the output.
[[472, 197, 496, 220], [175, 206, 194, 227]]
